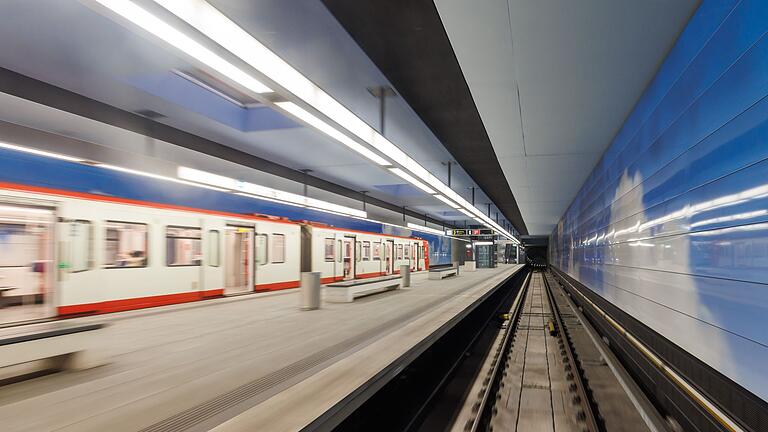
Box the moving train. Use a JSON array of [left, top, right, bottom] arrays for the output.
[[0, 148, 431, 325]]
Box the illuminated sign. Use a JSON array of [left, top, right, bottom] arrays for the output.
[[446, 229, 495, 236]]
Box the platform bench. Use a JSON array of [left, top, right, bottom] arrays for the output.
[[428, 265, 458, 280], [325, 277, 401, 303], [0, 322, 107, 374]]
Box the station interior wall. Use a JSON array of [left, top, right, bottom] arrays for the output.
[[549, 0, 768, 401]]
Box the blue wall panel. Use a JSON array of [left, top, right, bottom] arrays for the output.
[[550, 0, 768, 401]]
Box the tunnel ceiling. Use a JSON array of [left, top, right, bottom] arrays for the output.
[[323, 0, 699, 235]]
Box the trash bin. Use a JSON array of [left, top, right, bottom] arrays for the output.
[[400, 265, 410, 288], [300, 271, 321, 310]]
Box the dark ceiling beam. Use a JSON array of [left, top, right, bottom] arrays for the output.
[[322, 0, 528, 235], [0, 66, 453, 228]]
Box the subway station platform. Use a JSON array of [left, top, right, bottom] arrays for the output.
[[0, 265, 523, 432]]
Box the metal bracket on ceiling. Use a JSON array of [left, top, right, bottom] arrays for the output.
[[367, 86, 397, 135]]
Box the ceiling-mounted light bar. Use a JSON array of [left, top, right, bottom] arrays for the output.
[[0, 142, 85, 163], [458, 208, 476, 218], [275, 102, 390, 166], [434, 194, 460, 209], [150, 0, 519, 242], [406, 223, 445, 236], [178, 167, 367, 218], [388, 168, 435, 194], [92, 0, 272, 94], [96, 163, 228, 191]]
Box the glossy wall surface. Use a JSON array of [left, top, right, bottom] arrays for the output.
[[550, 0, 768, 401]]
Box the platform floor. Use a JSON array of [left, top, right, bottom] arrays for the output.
[[0, 265, 522, 432]]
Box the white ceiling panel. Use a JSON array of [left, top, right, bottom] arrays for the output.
[[435, 0, 699, 234]]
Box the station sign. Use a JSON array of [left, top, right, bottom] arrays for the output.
[[446, 228, 495, 236]]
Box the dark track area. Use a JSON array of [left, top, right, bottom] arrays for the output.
[[331, 268, 529, 432]]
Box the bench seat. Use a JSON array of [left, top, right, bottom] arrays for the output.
[[0, 322, 107, 372], [428, 267, 458, 280], [326, 278, 401, 303]]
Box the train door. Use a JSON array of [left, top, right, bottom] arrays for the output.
[[224, 225, 254, 295], [254, 232, 268, 290], [335, 238, 343, 282], [385, 240, 394, 275], [0, 201, 55, 325], [411, 243, 417, 271], [342, 236, 356, 280]]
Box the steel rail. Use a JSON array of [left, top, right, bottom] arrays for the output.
[[542, 271, 601, 432], [467, 270, 531, 432], [550, 268, 746, 432]]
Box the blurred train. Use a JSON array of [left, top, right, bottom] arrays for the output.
[[0, 149, 432, 325]]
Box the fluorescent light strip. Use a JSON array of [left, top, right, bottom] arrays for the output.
[[434, 194, 460, 209], [97, 163, 228, 192], [178, 167, 366, 218], [98, 0, 518, 241], [406, 222, 445, 236], [92, 0, 272, 94], [275, 102, 390, 166], [0, 142, 85, 163], [458, 208, 476, 218], [153, 0, 516, 240], [388, 168, 435, 194]]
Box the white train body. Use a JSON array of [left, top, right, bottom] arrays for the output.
[[0, 186, 428, 323]]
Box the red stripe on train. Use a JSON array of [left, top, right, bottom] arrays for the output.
[[254, 280, 300, 291], [57, 288, 225, 316]]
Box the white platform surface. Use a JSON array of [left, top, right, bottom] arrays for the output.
[[0, 265, 522, 432]]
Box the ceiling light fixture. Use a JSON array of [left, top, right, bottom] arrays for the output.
[[91, 0, 272, 94], [275, 102, 390, 166], [150, 0, 518, 242], [434, 194, 461, 209], [178, 167, 367, 218], [388, 168, 435, 194], [0, 142, 85, 163], [406, 223, 445, 236], [97, 163, 228, 191]]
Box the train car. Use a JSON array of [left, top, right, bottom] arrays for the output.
[[0, 187, 303, 320], [305, 224, 428, 284], [0, 167, 428, 326]]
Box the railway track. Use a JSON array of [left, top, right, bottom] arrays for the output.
[[462, 270, 659, 432], [328, 266, 756, 432]]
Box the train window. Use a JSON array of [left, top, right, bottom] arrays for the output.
[[209, 230, 220, 267], [404, 245, 410, 259], [362, 241, 371, 261], [373, 242, 381, 260], [337, 240, 342, 263], [324, 238, 335, 261], [105, 221, 148, 268], [397, 244, 403, 260], [272, 233, 285, 263], [256, 234, 268, 265], [68, 220, 93, 272], [166, 226, 202, 266], [356, 241, 361, 262]]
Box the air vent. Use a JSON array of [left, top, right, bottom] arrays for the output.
[[134, 109, 166, 120]]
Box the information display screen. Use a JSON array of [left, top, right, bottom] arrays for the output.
[[446, 228, 495, 236]]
